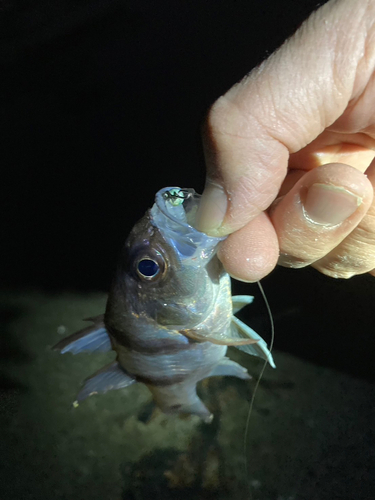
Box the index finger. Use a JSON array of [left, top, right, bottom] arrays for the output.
[[196, 0, 374, 237]]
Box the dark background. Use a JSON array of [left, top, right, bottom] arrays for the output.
[[2, 0, 374, 380]]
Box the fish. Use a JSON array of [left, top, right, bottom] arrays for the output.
[[54, 187, 275, 422]]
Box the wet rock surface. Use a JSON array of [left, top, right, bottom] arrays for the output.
[[0, 290, 374, 500]]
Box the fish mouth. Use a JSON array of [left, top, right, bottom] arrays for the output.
[[150, 187, 225, 264]]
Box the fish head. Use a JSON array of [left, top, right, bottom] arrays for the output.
[[107, 188, 227, 329]]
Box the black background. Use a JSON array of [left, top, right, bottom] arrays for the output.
[[2, 0, 374, 380]]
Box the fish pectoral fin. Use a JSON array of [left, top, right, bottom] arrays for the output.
[[207, 357, 251, 380], [232, 295, 254, 314], [180, 328, 258, 346], [76, 361, 137, 403], [231, 316, 276, 368], [53, 317, 112, 354]]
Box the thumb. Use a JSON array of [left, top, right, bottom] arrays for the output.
[[196, 0, 373, 236]]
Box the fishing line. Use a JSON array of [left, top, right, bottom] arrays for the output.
[[243, 280, 275, 498]]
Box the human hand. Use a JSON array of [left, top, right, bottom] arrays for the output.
[[197, 0, 375, 281]]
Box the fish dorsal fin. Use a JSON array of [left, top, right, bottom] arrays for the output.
[[232, 295, 254, 314], [53, 316, 112, 354], [231, 316, 276, 368]]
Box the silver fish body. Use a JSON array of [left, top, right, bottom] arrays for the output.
[[54, 187, 275, 422]]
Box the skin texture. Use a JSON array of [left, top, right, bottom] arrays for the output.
[[197, 0, 375, 281]]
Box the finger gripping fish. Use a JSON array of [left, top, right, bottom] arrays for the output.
[[54, 187, 275, 422]]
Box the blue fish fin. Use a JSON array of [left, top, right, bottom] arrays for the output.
[[232, 295, 254, 314], [53, 315, 112, 354], [231, 316, 276, 368], [181, 326, 259, 347], [75, 361, 136, 403], [166, 396, 213, 423], [207, 357, 251, 380]]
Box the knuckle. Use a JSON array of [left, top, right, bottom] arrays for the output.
[[278, 205, 375, 276], [206, 96, 237, 133], [278, 231, 331, 266], [313, 244, 375, 278], [278, 252, 313, 269], [206, 95, 252, 141], [312, 266, 356, 280]]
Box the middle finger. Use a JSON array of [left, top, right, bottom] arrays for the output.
[[270, 163, 373, 268]]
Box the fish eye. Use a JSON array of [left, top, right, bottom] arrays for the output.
[[136, 258, 160, 280]]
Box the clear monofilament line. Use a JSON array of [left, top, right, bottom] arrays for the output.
[[243, 280, 275, 499]]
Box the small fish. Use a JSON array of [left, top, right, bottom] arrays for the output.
[[54, 187, 275, 422]]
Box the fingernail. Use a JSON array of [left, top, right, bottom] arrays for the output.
[[303, 183, 362, 226], [196, 182, 227, 234]]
